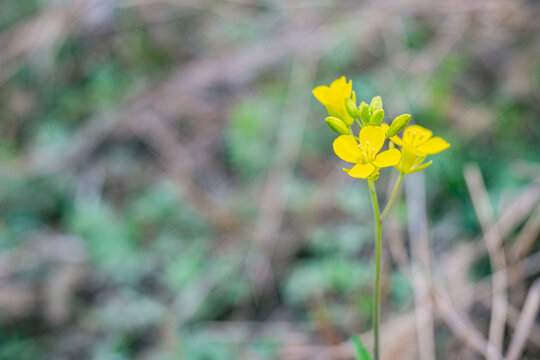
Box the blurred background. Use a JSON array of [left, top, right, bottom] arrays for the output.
[[0, 0, 539, 359]]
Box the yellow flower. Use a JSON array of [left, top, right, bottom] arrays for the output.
[[333, 126, 401, 179], [388, 125, 450, 174], [312, 76, 355, 126]]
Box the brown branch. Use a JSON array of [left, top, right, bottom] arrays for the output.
[[405, 172, 436, 360], [511, 206, 540, 262], [505, 279, 540, 360], [464, 163, 508, 359]]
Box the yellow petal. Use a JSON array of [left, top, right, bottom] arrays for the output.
[[403, 125, 432, 147], [348, 163, 375, 178], [333, 135, 362, 163], [330, 76, 347, 89], [390, 135, 402, 146], [417, 137, 450, 155], [372, 148, 401, 167], [312, 86, 330, 105], [359, 126, 386, 154], [335, 83, 352, 99], [325, 104, 341, 118], [380, 123, 389, 135], [344, 79, 352, 97], [397, 148, 423, 173], [329, 76, 352, 101], [388, 132, 403, 146], [326, 105, 354, 126], [407, 160, 432, 174]]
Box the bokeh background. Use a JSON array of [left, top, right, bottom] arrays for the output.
[[0, 0, 539, 359]]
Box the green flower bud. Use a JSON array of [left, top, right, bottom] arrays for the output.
[[369, 96, 383, 113], [345, 98, 357, 118], [369, 108, 384, 125], [387, 114, 411, 137], [325, 116, 350, 135], [358, 102, 370, 122]]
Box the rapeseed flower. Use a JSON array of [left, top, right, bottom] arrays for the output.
[[312, 76, 355, 126], [333, 126, 401, 179], [312, 78, 452, 359], [388, 125, 450, 174]]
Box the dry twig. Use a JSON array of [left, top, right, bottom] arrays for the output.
[[464, 164, 508, 360], [505, 279, 540, 360], [405, 172, 436, 360]]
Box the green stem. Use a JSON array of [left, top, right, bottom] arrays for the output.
[[368, 179, 381, 360], [380, 172, 403, 221]]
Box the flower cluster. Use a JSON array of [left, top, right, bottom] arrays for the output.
[[312, 76, 450, 179]]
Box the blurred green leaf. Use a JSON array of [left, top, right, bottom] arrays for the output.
[[224, 95, 280, 179], [95, 290, 165, 332], [0, 335, 43, 360], [67, 200, 142, 283], [352, 334, 373, 360], [391, 271, 413, 308], [284, 257, 372, 305]]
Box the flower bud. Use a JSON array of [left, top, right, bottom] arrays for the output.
[[369, 96, 382, 113], [345, 98, 357, 118], [369, 109, 384, 125], [325, 116, 350, 135], [387, 114, 411, 137], [358, 102, 370, 122]]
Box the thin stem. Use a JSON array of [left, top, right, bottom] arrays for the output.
[[368, 179, 382, 360], [380, 172, 404, 221]]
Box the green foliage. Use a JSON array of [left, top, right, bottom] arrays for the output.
[[224, 95, 280, 179], [92, 339, 133, 360], [0, 0, 40, 30], [404, 18, 434, 50], [95, 290, 166, 332], [426, 55, 464, 121], [391, 272, 413, 308], [179, 331, 278, 360], [186, 253, 251, 321], [308, 225, 371, 256], [86, 63, 132, 110], [0, 335, 43, 360], [284, 257, 372, 305], [0, 175, 69, 248], [127, 180, 209, 238], [352, 334, 373, 360], [67, 200, 141, 283]]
